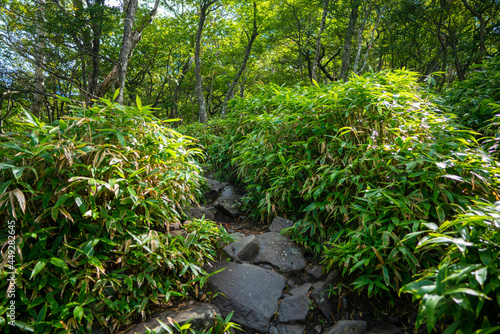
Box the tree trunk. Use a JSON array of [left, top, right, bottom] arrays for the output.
[[116, 0, 138, 104], [221, 1, 258, 117], [359, 5, 385, 73], [353, 0, 371, 74], [88, 0, 104, 100], [312, 0, 330, 83], [195, 0, 218, 123], [170, 57, 193, 119], [340, 0, 360, 82], [30, 0, 46, 119], [461, 0, 487, 57], [97, 0, 160, 98]]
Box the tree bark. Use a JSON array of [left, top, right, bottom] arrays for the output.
[[359, 5, 385, 73], [312, 0, 330, 83], [116, 0, 138, 104], [30, 0, 46, 119], [195, 0, 218, 123], [461, 0, 487, 57], [340, 0, 360, 82], [221, 1, 258, 117], [170, 57, 193, 119], [97, 0, 160, 98], [353, 0, 371, 74]]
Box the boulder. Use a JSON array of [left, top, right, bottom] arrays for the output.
[[277, 323, 306, 334], [323, 321, 367, 334], [214, 195, 242, 217], [204, 178, 223, 202], [252, 232, 306, 273], [289, 283, 312, 297], [185, 206, 215, 221], [122, 302, 219, 334], [220, 185, 243, 198], [269, 217, 295, 233], [223, 234, 260, 262], [207, 262, 285, 333], [307, 265, 323, 280], [278, 293, 310, 323]]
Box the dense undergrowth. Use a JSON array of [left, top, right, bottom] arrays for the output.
[[0, 96, 231, 333], [181, 69, 500, 333]]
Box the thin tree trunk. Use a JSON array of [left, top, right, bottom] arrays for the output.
[[312, 0, 330, 83], [88, 0, 104, 100], [359, 5, 385, 73], [340, 0, 360, 82], [353, 0, 371, 74], [116, 0, 138, 104], [195, 0, 218, 123], [221, 1, 258, 117], [170, 57, 193, 119], [30, 0, 46, 119], [97, 0, 160, 98], [461, 0, 486, 57]]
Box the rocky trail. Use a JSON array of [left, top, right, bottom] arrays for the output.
[[121, 173, 421, 334]]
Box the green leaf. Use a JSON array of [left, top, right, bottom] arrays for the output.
[[74, 305, 84, 322], [30, 260, 48, 279], [14, 321, 35, 332], [474, 267, 488, 287], [425, 295, 444, 332]]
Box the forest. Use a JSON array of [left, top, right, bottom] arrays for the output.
[[0, 0, 499, 333]]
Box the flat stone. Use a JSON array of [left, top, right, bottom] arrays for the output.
[[289, 283, 312, 297], [223, 235, 260, 261], [323, 321, 367, 334], [278, 293, 310, 323], [277, 323, 306, 334], [252, 232, 306, 273], [185, 206, 215, 221], [214, 195, 242, 217], [205, 178, 223, 202], [269, 216, 295, 233], [307, 265, 323, 279], [207, 262, 285, 333], [122, 302, 219, 334], [269, 326, 280, 334]]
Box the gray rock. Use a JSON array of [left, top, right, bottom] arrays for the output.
[[207, 262, 286, 333], [323, 321, 367, 334], [269, 326, 280, 334], [214, 195, 242, 217], [185, 206, 215, 221], [311, 284, 334, 323], [252, 232, 306, 273], [325, 270, 339, 284], [278, 293, 310, 323], [307, 265, 323, 279], [122, 302, 219, 334], [314, 325, 323, 333], [220, 185, 243, 198], [223, 235, 260, 262], [367, 324, 404, 334], [277, 323, 306, 334], [312, 281, 325, 291], [269, 216, 295, 233], [289, 283, 312, 297]]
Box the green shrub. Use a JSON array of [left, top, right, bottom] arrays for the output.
[[0, 96, 231, 333], [200, 70, 499, 298], [401, 201, 500, 333]]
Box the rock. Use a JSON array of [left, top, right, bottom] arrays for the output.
[[122, 302, 219, 334], [207, 262, 286, 333], [323, 321, 367, 334], [252, 232, 306, 273], [205, 178, 223, 202], [325, 270, 339, 284], [185, 206, 215, 221], [214, 195, 242, 217], [289, 283, 312, 297], [278, 293, 310, 323], [269, 216, 295, 233], [314, 325, 322, 333], [223, 235, 260, 262], [220, 185, 243, 198], [367, 324, 404, 334], [311, 283, 335, 323], [307, 265, 323, 280], [277, 323, 306, 334], [269, 327, 280, 334]]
